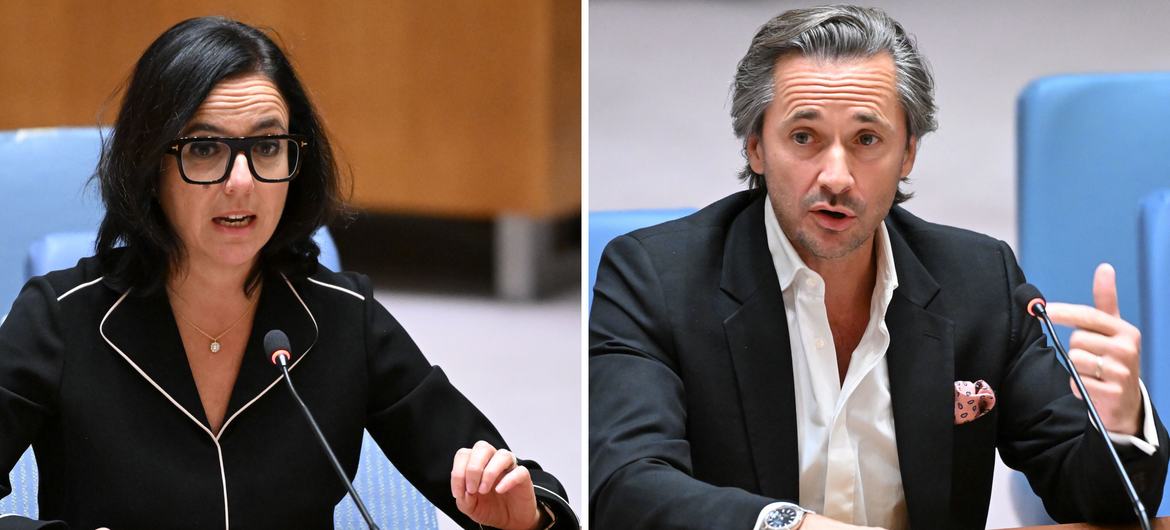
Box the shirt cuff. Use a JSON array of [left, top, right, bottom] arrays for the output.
[[1102, 379, 1159, 456]]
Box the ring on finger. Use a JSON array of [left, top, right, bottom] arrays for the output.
[[1094, 354, 1105, 380]]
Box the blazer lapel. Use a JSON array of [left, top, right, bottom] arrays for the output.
[[719, 195, 800, 501], [884, 219, 956, 529], [99, 273, 320, 438], [100, 286, 211, 433], [222, 272, 319, 427], [716, 201, 958, 524]]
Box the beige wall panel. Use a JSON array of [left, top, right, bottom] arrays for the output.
[[545, 0, 583, 218], [0, 1, 580, 219]]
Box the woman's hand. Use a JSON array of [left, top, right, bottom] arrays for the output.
[[451, 440, 542, 530]]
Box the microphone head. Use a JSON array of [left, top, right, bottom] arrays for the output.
[[1012, 283, 1046, 317], [264, 329, 292, 366]]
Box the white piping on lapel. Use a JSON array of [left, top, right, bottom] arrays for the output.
[[100, 289, 231, 530], [57, 276, 104, 302], [217, 273, 319, 435], [307, 277, 365, 300], [214, 442, 229, 530], [99, 289, 214, 437], [99, 274, 320, 530]]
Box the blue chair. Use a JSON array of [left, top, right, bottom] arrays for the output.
[[1018, 73, 1170, 354], [0, 127, 106, 519], [334, 432, 439, 529], [588, 208, 696, 306], [0, 127, 106, 313], [1017, 73, 1170, 519], [1140, 189, 1170, 515]]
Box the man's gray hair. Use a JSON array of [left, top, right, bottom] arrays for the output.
[[730, 5, 937, 203]]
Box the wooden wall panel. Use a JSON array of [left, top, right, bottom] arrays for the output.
[[0, 1, 581, 219]]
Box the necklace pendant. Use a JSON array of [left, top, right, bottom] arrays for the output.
[[210, 341, 221, 353]]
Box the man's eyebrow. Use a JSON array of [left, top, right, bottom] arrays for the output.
[[785, 109, 821, 123], [853, 111, 890, 128]]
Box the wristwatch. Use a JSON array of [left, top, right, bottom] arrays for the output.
[[757, 502, 813, 530]]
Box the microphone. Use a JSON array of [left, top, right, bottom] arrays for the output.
[[1012, 282, 1046, 319], [264, 330, 292, 367], [1012, 284, 1151, 530], [263, 330, 380, 530]]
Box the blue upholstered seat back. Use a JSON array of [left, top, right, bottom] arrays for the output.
[[1140, 189, 1170, 515], [0, 127, 106, 312], [587, 208, 696, 306], [1019, 73, 1170, 517], [1018, 73, 1170, 353]]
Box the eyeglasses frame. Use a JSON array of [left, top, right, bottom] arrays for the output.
[[165, 134, 310, 184]]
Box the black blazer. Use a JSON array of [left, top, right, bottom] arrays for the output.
[[0, 254, 575, 529], [589, 191, 1168, 529]]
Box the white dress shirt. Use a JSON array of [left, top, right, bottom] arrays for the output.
[[762, 196, 908, 529], [754, 197, 1158, 530]]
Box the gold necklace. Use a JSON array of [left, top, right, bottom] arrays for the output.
[[168, 290, 259, 353]]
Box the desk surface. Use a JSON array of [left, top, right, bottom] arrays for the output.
[[1003, 517, 1170, 530]]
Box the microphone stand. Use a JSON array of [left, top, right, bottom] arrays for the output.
[[1031, 302, 1151, 530], [277, 356, 381, 530]]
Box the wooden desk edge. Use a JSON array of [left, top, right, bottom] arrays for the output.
[[997, 516, 1170, 529]]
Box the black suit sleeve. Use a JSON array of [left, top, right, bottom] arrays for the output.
[[993, 241, 1169, 523], [590, 235, 775, 529], [0, 279, 69, 529], [358, 275, 577, 529], [0, 518, 67, 530]]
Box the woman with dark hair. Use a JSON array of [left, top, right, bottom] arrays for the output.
[[0, 16, 574, 530]]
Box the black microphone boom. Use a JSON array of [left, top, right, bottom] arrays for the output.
[[1011, 284, 1151, 530], [263, 330, 380, 530]]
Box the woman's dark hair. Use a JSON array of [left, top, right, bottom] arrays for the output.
[[95, 16, 346, 295]]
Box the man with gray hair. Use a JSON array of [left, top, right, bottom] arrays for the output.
[[590, 5, 1168, 529]]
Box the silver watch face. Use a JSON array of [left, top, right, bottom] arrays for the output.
[[765, 506, 800, 529]]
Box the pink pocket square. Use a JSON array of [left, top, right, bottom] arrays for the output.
[[954, 379, 996, 425]]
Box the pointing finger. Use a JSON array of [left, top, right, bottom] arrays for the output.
[[1044, 302, 1129, 336]]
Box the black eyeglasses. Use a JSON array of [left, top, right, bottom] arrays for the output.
[[165, 134, 309, 184]]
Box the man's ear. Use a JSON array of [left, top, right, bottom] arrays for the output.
[[900, 136, 918, 178], [747, 134, 765, 175]]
